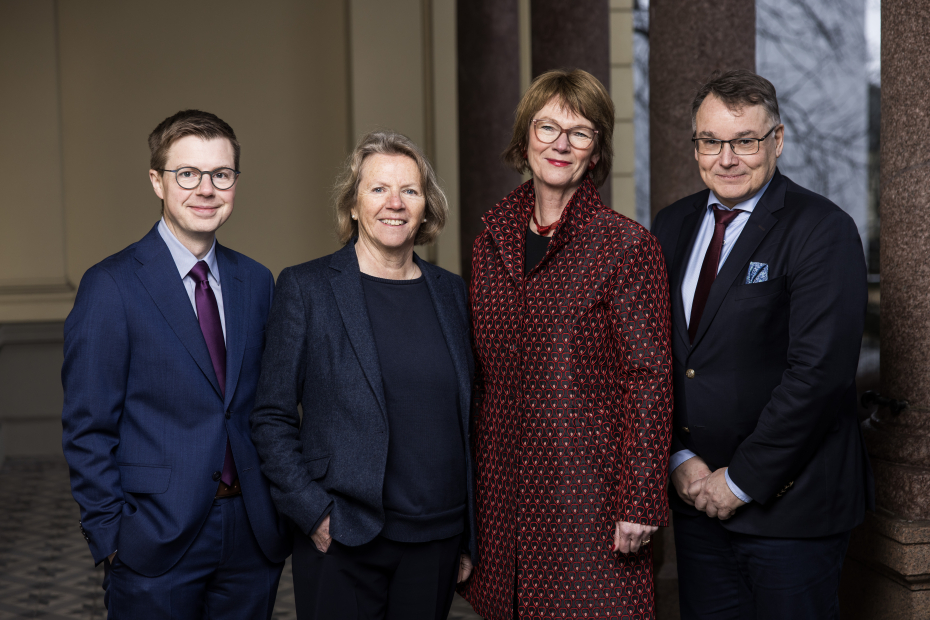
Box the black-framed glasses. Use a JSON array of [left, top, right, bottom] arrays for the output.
[[531, 119, 598, 149], [158, 167, 240, 190], [692, 126, 778, 156]]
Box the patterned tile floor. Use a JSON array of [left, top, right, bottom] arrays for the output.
[[0, 456, 481, 620]]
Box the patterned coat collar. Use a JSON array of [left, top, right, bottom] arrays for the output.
[[481, 176, 608, 282]]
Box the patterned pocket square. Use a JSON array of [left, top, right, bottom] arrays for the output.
[[746, 262, 769, 284]]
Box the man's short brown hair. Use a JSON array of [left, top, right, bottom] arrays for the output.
[[691, 70, 781, 133], [148, 110, 240, 171], [502, 69, 615, 187]]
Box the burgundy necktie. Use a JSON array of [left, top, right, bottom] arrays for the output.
[[190, 261, 236, 486], [688, 206, 743, 344]]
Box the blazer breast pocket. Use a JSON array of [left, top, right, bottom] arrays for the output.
[[118, 464, 171, 494], [732, 275, 786, 300]]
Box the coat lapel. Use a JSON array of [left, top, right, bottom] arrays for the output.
[[217, 245, 245, 409], [669, 192, 709, 349], [482, 180, 534, 284], [418, 257, 472, 425], [133, 226, 223, 399], [482, 177, 608, 284], [690, 173, 786, 349], [328, 243, 388, 424], [538, 179, 602, 271]]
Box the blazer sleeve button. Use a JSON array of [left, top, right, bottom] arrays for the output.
[[212, 471, 221, 482], [685, 369, 695, 379]]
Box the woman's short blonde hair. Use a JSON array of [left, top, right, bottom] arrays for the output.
[[502, 69, 615, 187], [334, 131, 448, 246]]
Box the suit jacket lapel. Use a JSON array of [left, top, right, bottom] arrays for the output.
[[417, 256, 471, 425], [690, 174, 786, 349], [669, 191, 709, 349], [134, 226, 223, 399], [217, 245, 245, 409], [328, 243, 388, 425]]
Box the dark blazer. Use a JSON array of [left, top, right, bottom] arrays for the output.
[[61, 225, 291, 576], [651, 169, 874, 537], [250, 241, 478, 561]]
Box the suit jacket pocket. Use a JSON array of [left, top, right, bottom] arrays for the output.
[[732, 275, 786, 300], [118, 464, 171, 494], [304, 455, 331, 481]]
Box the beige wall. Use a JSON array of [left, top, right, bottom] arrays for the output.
[[610, 0, 637, 220], [56, 0, 351, 291], [0, 0, 355, 323], [348, 0, 460, 268], [0, 0, 464, 326], [0, 2, 72, 322]]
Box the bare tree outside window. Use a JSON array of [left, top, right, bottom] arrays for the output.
[[756, 0, 869, 258], [633, 0, 650, 226]]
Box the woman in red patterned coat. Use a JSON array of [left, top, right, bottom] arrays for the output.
[[459, 69, 674, 620]]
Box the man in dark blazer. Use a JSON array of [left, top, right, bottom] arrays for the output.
[[650, 70, 873, 619], [62, 110, 290, 619]]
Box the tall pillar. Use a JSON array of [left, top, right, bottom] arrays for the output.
[[530, 0, 611, 207], [648, 0, 755, 220], [457, 0, 522, 280], [840, 2, 930, 618]]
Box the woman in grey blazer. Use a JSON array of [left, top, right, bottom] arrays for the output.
[[251, 130, 476, 620]]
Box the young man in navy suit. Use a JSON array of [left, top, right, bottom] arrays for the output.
[[651, 71, 873, 619], [62, 110, 290, 618]]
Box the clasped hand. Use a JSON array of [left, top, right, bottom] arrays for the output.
[[671, 457, 745, 520]]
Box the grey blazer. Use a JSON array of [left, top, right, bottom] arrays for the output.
[[250, 241, 478, 561]]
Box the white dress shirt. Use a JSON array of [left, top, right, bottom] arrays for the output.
[[157, 218, 227, 342], [669, 178, 772, 504]]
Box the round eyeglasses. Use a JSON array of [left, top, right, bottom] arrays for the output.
[[531, 120, 598, 149], [158, 167, 240, 190], [692, 126, 778, 156]]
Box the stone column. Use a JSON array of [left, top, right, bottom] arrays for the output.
[[530, 0, 611, 207], [648, 0, 755, 220], [457, 0, 523, 280], [840, 2, 930, 618], [647, 3, 754, 615]]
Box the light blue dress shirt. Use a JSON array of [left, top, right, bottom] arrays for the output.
[[157, 218, 226, 342], [669, 179, 772, 504]]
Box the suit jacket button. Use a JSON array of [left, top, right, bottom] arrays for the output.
[[225, 411, 231, 419], [685, 369, 695, 379], [212, 471, 221, 482]]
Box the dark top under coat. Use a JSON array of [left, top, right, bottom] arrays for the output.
[[361, 273, 466, 543]]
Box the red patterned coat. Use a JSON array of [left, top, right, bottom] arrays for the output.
[[460, 179, 674, 620]]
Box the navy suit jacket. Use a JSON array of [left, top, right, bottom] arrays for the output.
[[651, 170, 874, 537], [61, 224, 291, 576], [250, 241, 478, 562]]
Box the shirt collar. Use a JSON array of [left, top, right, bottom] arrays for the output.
[[157, 218, 219, 282], [706, 177, 773, 214]]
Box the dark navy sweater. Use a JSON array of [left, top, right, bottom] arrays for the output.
[[361, 273, 466, 542]]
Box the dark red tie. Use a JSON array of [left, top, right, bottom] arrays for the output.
[[190, 261, 236, 486], [689, 206, 742, 344]]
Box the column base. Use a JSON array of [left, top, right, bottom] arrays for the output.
[[840, 509, 930, 619]]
